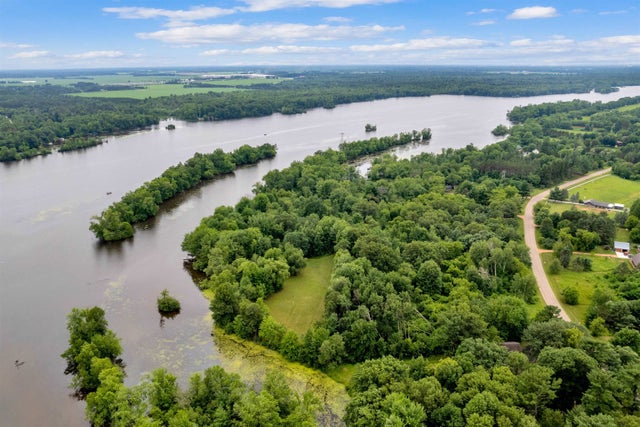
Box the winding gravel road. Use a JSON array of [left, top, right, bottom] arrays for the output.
[[523, 168, 612, 322]]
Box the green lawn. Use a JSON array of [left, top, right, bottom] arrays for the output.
[[266, 255, 334, 335], [72, 84, 241, 99], [541, 253, 626, 324], [568, 175, 640, 207]]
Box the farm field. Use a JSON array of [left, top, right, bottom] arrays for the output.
[[266, 255, 334, 335], [72, 83, 241, 99], [1, 71, 286, 99], [568, 174, 640, 207]]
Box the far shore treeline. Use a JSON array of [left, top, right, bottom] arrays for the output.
[[90, 143, 276, 241], [2, 66, 640, 161]]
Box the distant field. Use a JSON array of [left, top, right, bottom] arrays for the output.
[[618, 104, 640, 112], [542, 252, 626, 324], [568, 174, 640, 207], [1, 72, 286, 99], [72, 84, 241, 99], [266, 255, 334, 335]]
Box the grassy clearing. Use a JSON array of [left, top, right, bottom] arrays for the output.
[[568, 175, 640, 207], [266, 255, 334, 335], [325, 364, 358, 386], [72, 84, 241, 99], [618, 104, 640, 112], [541, 252, 625, 323]]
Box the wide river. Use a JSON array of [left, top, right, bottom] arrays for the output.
[[2, 87, 640, 426]]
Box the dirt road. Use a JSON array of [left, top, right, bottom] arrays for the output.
[[523, 168, 612, 322]]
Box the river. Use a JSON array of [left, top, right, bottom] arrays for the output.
[[2, 87, 640, 426]]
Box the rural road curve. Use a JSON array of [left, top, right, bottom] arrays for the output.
[[523, 168, 612, 322]]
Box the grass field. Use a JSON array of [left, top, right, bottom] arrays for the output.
[[618, 104, 640, 112], [266, 255, 334, 335], [568, 174, 640, 207], [541, 252, 625, 323], [72, 84, 242, 99]]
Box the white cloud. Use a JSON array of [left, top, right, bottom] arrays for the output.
[[103, 6, 235, 21], [200, 49, 231, 56], [9, 50, 50, 59], [472, 20, 496, 26], [324, 16, 352, 23], [599, 10, 628, 15], [584, 35, 640, 47], [0, 42, 34, 49], [241, 45, 342, 54], [508, 6, 558, 20], [466, 8, 498, 15], [350, 37, 488, 53], [510, 39, 532, 47], [65, 50, 124, 59], [137, 23, 403, 44], [239, 0, 400, 12]]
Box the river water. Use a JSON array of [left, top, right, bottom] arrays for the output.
[[2, 87, 640, 426]]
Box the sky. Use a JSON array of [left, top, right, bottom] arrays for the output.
[[0, 0, 638, 69]]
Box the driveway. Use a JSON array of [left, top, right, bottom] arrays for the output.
[[522, 168, 612, 322]]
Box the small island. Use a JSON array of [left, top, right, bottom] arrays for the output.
[[166, 123, 176, 130], [364, 123, 377, 132], [157, 289, 180, 315]]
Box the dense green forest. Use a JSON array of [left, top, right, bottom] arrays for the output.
[[173, 95, 640, 426], [90, 143, 276, 241], [2, 66, 640, 161]]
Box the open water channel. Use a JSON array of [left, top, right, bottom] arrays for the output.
[[2, 87, 640, 426]]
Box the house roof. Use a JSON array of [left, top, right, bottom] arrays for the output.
[[615, 241, 631, 251], [585, 199, 613, 208], [632, 253, 640, 268]]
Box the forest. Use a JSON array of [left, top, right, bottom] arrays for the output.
[[178, 94, 640, 426], [2, 66, 640, 161], [57, 78, 640, 426]]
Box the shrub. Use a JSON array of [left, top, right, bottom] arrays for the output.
[[562, 286, 579, 305], [157, 289, 181, 314], [549, 259, 562, 275]]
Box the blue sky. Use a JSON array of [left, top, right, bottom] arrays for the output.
[[1, 0, 638, 69]]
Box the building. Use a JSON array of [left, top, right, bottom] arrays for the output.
[[584, 199, 613, 209], [614, 241, 631, 256], [631, 253, 640, 269]]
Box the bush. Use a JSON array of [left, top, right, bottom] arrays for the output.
[[562, 286, 579, 305], [157, 289, 181, 314], [549, 259, 562, 275], [570, 256, 592, 272]]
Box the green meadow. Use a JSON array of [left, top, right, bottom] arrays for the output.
[[542, 252, 626, 324], [72, 84, 241, 99], [568, 174, 640, 207], [266, 255, 334, 335]]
